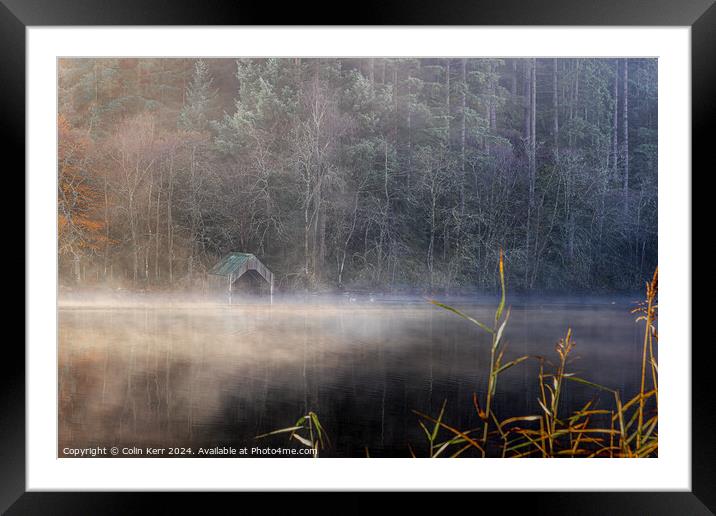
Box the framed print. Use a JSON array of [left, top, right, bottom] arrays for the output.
[[7, 0, 713, 513]]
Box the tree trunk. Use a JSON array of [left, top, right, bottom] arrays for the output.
[[380, 140, 391, 283], [428, 187, 436, 290], [524, 60, 532, 159], [167, 156, 174, 285], [155, 165, 162, 282], [103, 174, 110, 279], [146, 172, 153, 283], [524, 59, 537, 288], [553, 58, 559, 162], [489, 62, 497, 133], [445, 59, 451, 148], [486, 61, 494, 155], [74, 254, 81, 284], [523, 59, 532, 286], [311, 179, 323, 280], [318, 194, 326, 276], [304, 196, 310, 278], [622, 58, 629, 215], [187, 146, 197, 285], [303, 165, 311, 279], [530, 58, 537, 189], [129, 193, 138, 284], [338, 190, 360, 288], [529, 58, 537, 286], [406, 62, 412, 189], [612, 59, 619, 179], [460, 58, 467, 215]]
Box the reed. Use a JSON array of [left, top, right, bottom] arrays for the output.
[[255, 411, 328, 458], [427, 250, 528, 454], [260, 254, 658, 458], [416, 256, 658, 458]]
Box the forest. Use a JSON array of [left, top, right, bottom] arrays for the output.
[[58, 57, 657, 293]]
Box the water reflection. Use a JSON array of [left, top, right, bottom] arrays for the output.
[[59, 299, 643, 457]]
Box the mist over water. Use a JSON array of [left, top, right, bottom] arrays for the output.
[[58, 294, 644, 457]]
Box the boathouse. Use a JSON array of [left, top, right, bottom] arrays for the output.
[[208, 252, 274, 298]]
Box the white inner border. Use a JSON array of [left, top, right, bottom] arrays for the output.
[[27, 27, 691, 491]]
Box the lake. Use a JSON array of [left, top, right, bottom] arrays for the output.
[[58, 295, 646, 457]]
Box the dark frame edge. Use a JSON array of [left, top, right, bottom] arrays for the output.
[[0, 0, 26, 514], [7, 0, 714, 513], [0, 0, 715, 26], [691, 2, 716, 513]]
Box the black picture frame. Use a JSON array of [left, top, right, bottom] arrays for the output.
[[5, 0, 711, 513]]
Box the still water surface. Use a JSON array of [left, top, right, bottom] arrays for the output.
[[59, 296, 644, 457]]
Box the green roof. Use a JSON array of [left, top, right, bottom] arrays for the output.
[[209, 252, 255, 276]]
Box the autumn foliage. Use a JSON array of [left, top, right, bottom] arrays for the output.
[[58, 115, 111, 280]]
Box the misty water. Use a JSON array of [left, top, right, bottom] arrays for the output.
[[59, 294, 645, 458]]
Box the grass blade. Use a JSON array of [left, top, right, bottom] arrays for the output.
[[428, 300, 494, 335]]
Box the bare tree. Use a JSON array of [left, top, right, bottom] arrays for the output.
[[108, 114, 158, 284]]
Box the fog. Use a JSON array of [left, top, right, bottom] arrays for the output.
[[57, 56, 657, 458], [59, 293, 645, 458]]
